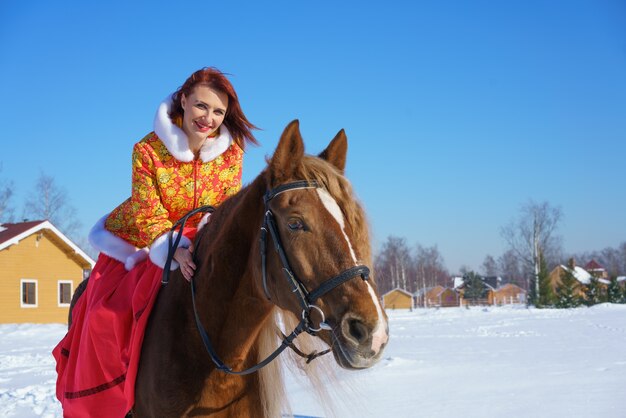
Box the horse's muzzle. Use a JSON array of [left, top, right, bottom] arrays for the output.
[[329, 314, 389, 370]]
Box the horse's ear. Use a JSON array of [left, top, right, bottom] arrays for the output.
[[319, 129, 347, 173], [270, 120, 305, 184]]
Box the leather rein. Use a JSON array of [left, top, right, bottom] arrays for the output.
[[161, 180, 370, 375]]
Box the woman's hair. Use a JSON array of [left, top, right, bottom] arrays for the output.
[[169, 67, 259, 149]]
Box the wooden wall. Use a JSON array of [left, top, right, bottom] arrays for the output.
[[0, 232, 85, 324]]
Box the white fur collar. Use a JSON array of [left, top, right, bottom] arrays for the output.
[[153, 95, 234, 162]]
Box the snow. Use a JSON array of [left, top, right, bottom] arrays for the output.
[[2, 305, 626, 417], [564, 265, 593, 285]]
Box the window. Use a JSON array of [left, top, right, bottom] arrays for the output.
[[21, 279, 38, 308], [58, 281, 73, 307]]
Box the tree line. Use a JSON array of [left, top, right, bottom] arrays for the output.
[[375, 200, 626, 307], [0, 165, 84, 248]]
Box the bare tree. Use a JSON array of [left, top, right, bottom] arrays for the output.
[[481, 254, 498, 276], [23, 171, 82, 238], [498, 249, 525, 286], [374, 236, 413, 294], [500, 200, 563, 303], [0, 164, 16, 223], [414, 244, 449, 293]]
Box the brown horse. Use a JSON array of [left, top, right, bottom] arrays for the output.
[[125, 120, 389, 417]]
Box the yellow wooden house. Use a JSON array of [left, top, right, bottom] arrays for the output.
[[382, 288, 414, 310], [0, 220, 95, 324]]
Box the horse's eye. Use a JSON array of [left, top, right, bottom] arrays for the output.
[[287, 218, 305, 231]]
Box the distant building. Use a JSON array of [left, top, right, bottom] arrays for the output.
[[492, 283, 526, 305], [456, 275, 526, 306], [415, 286, 459, 307], [382, 288, 414, 310], [548, 262, 592, 298], [0, 220, 95, 324], [584, 259, 609, 280]]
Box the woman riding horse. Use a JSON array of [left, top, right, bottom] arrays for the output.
[[53, 67, 258, 417]]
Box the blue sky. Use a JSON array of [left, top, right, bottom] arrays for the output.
[[1, 0, 625, 272]]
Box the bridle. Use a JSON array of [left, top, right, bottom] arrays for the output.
[[162, 180, 370, 375]]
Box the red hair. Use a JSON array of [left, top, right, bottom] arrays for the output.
[[169, 67, 259, 149]]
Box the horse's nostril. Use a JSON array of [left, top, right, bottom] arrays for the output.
[[347, 318, 369, 344]]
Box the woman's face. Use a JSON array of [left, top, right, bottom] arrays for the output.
[[180, 85, 229, 140]]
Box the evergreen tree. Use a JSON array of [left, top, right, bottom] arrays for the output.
[[527, 276, 537, 307], [555, 263, 581, 308], [537, 251, 555, 308], [607, 277, 621, 304], [463, 271, 487, 303], [584, 276, 603, 306]]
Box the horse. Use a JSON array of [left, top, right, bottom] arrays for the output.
[[73, 120, 389, 417]]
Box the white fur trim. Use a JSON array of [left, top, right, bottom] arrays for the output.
[[149, 231, 192, 270], [197, 212, 212, 231], [153, 95, 234, 163], [125, 248, 149, 271], [89, 215, 142, 266]]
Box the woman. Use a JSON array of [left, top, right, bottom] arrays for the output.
[[53, 67, 258, 417]]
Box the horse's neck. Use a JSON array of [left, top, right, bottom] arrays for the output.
[[190, 176, 273, 368]]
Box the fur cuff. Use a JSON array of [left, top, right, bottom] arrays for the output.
[[149, 231, 192, 270], [125, 248, 149, 270], [197, 212, 212, 231], [89, 215, 141, 265], [153, 95, 234, 163]]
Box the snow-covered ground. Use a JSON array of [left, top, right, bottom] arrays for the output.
[[1, 304, 625, 417]]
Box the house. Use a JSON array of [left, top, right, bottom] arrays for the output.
[[457, 276, 498, 306], [382, 288, 414, 310], [415, 285, 444, 307], [0, 220, 95, 324], [456, 275, 526, 306], [415, 286, 460, 307], [492, 283, 526, 305], [584, 259, 609, 281], [438, 288, 460, 307], [548, 262, 592, 297]]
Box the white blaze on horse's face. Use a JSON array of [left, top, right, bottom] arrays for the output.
[[316, 188, 389, 356]]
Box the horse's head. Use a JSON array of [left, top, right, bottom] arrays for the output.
[[260, 120, 389, 370]]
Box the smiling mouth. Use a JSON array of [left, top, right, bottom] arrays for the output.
[[194, 119, 211, 132]]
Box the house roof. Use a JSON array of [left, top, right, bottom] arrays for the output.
[[414, 285, 443, 297], [0, 220, 46, 244], [452, 277, 464, 289], [383, 287, 414, 298], [481, 276, 501, 290], [560, 265, 592, 285], [455, 276, 500, 290], [494, 283, 526, 293], [0, 220, 95, 268], [584, 259, 605, 272]]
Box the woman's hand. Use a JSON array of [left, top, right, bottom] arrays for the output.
[[174, 243, 196, 282]]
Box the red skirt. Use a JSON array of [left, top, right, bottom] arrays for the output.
[[53, 229, 194, 417]]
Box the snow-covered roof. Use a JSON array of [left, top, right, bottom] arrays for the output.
[[453, 277, 464, 289], [561, 265, 593, 285]]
